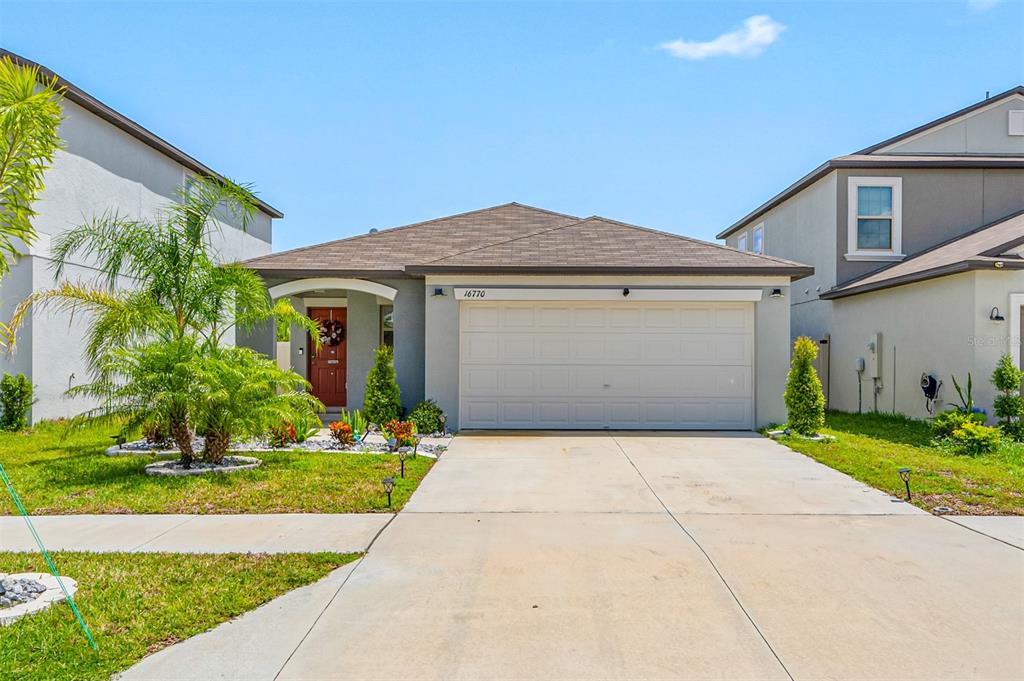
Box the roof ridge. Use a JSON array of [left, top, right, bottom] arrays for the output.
[[245, 202, 579, 265]]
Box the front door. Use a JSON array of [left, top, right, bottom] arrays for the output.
[[308, 307, 347, 407]]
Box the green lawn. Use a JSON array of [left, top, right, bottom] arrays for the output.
[[777, 411, 1024, 515], [0, 551, 358, 681], [0, 421, 433, 514]]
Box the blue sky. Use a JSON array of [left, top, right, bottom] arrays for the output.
[[2, 1, 1022, 251]]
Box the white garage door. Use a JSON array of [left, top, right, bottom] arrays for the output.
[[459, 300, 754, 430]]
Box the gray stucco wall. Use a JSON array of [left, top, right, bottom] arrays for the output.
[[822, 270, 1024, 422], [345, 291, 380, 410], [386, 278, 426, 413], [1, 97, 274, 423], [882, 96, 1024, 155], [754, 287, 791, 427], [835, 168, 1024, 284]]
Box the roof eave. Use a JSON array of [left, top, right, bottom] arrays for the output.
[[251, 267, 413, 280], [819, 260, 1024, 300], [717, 156, 1024, 241], [1, 49, 284, 220]]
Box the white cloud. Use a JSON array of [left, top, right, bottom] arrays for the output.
[[967, 0, 1002, 11], [659, 15, 786, 60]]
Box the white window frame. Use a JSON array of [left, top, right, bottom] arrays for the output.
[[846, 176, 904, 261], [752, 223, 764, 254], [737, 232, 748, 251]]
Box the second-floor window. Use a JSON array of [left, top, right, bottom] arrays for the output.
[[737, 233, 748, 251], [752, 224, 763, 254], [847, 177, 903, 259]]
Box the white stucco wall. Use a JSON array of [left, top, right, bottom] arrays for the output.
[[0, 98, 274, 422], [423, 275, 793, 431], [823, 270, 1024, 421]]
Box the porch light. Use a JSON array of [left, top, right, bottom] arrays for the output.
[[770, 288, 784, 299], [382, 477, 395, 507], [897, 467, 912, 501], [433, 287, 446, 297], [990, 307, 1005, 322]]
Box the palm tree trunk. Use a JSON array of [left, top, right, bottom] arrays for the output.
[[203, 428, 230, 465], [170, 419, 195, 468]]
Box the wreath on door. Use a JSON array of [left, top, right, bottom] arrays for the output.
[[319, 318, 345, 346]]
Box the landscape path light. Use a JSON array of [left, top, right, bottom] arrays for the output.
[[897, 467, 912, 501], [382, 477, 395, 508]]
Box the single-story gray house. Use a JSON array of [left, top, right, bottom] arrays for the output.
[[245, 203, 812, 430]]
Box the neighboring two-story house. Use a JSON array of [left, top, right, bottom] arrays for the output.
[[719, 86, 1024, 420], [0, 51, 280, 422]]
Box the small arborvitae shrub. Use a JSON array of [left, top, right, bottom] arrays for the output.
[[363, 345, 402, 426], [0, 373, 33, 432], [783, 336, 825, 436], [991, 353, 1024, 427], [932, 409, 986, 439], [408, 399, 445, 434], [1001, 420, 1024, 443], [949, 421, 1001, 456]]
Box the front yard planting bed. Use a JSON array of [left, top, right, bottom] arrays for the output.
[[0, 421, 433, 514], [0, 551, 358, 681], [777, 411, 1024, 515]]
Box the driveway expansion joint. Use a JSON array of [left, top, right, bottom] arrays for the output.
[[609, 434, 796, 681]]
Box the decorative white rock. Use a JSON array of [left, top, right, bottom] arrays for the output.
[[0, 573, 77, 626], [144, 456, 262, 477]]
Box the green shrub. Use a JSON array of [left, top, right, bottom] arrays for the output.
[[932, 409, 986, 439], [363, 345, 402, 426], [338, 408, 368, 440], [949, 421, 1001, 456], [991, 353, 1024, 427], [1001, 420, 1024, 443], [783, 336, 825, 436], [408, 399, 445, 434], [0, 373, 33, 431], [949, 373, 975, 413]]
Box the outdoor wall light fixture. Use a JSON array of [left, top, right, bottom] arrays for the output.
[[382, 477, 395, 507], [990, 307, 1005, 322], [897, 467, 912, 501], [433, 287, 446, 296], [770, 288, 784, 299], [622, 288, 630, 297]]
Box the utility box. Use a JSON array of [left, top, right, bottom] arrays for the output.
[[867, 332, 882, 379]]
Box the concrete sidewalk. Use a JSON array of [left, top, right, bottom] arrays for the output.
[[0, 514, 391, 554]]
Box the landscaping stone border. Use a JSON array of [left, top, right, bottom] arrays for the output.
[[144, 456, 262, 477], [0, 573, 77, 626]]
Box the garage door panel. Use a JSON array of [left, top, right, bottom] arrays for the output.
[[460, 300, 754, 430]]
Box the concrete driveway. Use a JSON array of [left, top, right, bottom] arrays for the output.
[[127, 432, 1023, 681]]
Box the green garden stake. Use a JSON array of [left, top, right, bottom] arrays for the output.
[[0, 461, 97, 650]]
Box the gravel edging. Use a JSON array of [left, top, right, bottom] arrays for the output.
[[144, 456, 262, 477]]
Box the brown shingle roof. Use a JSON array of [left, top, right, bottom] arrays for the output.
[[407, 216, 812, 275], [821, 209, 1024, 299], [246, 204, 813, 279]]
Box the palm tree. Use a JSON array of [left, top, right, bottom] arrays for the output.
[[0, 56, 64, 279], [191, 346, 323, 464], [8, 176, 319, 463]]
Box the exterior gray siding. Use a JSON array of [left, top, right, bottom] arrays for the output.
[[835, 168, 1024, 285]]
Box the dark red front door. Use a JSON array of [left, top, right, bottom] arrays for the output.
[[308, 307, 347, 407]]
